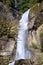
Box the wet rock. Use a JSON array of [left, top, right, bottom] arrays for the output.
[[14, 59, 31, 65]]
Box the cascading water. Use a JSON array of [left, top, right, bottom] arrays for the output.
[[15, 0, 17, 8], [15, 9, 33, 60], [9, 9, 33, 65]]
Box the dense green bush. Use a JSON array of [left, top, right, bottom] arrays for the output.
[[17, 0, 37, 12]]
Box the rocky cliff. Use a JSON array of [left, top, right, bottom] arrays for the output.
[[0, 1, 43, 55], [0, 2, 43, 65], [28, 2, 43, 49]]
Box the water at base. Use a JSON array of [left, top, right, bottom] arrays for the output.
[[8, 9, 33, 65], [9, 61, 15, 65]]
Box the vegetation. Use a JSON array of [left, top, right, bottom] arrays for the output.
[[32, 42, 38, 49], [0, 0, 43, 12], [0, 56, 10, 65], [0, 20, 9, 37]]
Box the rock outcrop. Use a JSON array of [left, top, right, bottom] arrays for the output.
[[0, 2, 19, 56], [0, 1, 43, 60], [28, 2, 43, 49]]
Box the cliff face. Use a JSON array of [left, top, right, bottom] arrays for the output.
[[0, 2, 19, 54], [0, 2, 43, 65], [0, 2, 43, 54], [28, 2, 43, 49]]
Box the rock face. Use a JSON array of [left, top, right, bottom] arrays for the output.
[[37, 24, 43, 51], [0, 2, 14, 22], [0, 2, 18, 56], [0, 2, 19, 37], [0, 36, 8, 50], [28, 3, 43, 48], [29, 3, 43, 29], [0, 1, 43, 60], [0, 38, 15, 56]]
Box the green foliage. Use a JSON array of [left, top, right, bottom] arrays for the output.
[[37, 56, 43, 65], [0, 56, 10, 65], [0, 21, 17, 38], [17, 0, 37, 12], [0, 0, 43, 12], [0, 0, 14, 7], [32, 42, 38, 49], [5, 0, 15, 7], [0, 20, 9, 37], [6, 0, 12, 6]]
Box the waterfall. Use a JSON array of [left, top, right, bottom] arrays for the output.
[[9, 9, 33, 65], [15, 0, 17, 8], [15, 9, 33, 60]]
